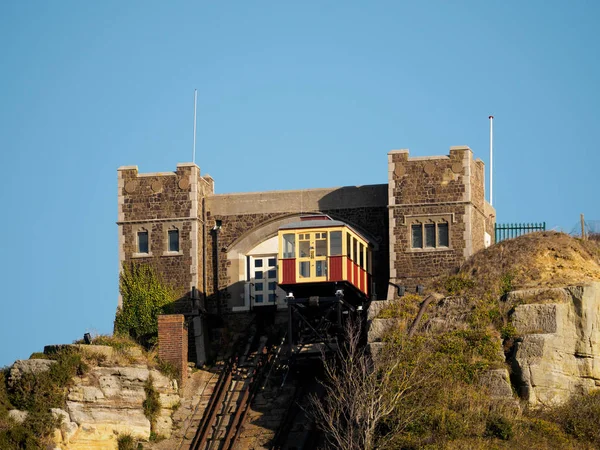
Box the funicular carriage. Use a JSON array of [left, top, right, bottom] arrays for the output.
[[277, 215, 373, 356]]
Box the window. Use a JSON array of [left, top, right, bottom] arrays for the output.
[[424, 224, 435, 248], [282, 233, 295, 258], [168, 229, 179, 252], [330, 231, 342, 256], [353, 238, 358, 263], [410, 218, 450, 249], [315, 232, 327, 256], [162, 223, 183, 256], [299, 234, 310, 257], [411, 225, 422, 248], [299, 261, 310, 278], [137, 230, 149, 254], [438, 223, 449, 247], [346, 233, 352, 259], [359, 243, 364, 268], [316, 260, 327, 277]]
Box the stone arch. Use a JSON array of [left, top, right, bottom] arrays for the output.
[[226, 211, 380, 259], [224, 211, 381, 310]]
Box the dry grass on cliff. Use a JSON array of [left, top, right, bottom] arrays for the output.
[[437, 232, 600, 298]]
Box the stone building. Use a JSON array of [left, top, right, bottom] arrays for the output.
[[117, 146, 495, 362]]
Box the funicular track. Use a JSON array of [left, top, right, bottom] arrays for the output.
[[188, 326, 280, 450], [186, 329, 326, 450]]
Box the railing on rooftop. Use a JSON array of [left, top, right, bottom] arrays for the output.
[[495, 222, 546, 243]]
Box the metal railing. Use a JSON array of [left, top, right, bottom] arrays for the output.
[[495, 222, 546, 243]]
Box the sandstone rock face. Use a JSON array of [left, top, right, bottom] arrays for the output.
[[479, 368, 513, 399], [510, 283, 600, 406], [8, 359, 56, 386], [54, 363, 179, 449], [8, 409, 28, 424]]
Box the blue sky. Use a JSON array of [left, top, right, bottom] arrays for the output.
[[1, 1, 598, 366]]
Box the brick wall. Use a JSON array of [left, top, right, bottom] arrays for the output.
[[158, 315, 188, 385]]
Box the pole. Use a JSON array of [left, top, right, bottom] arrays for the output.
[[581, 213, 586, 240], [489, 115, 494, 206], [193, 89, 197, 164]]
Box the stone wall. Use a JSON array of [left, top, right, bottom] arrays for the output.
[[158, 315, 188, 385], [204, 185, 389, 312], [117, 163, 212, 314], [387, 147, 494, 294]]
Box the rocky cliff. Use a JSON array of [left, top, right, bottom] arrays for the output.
[[509, 283, 600, 405], [7, 344, 180, 450]]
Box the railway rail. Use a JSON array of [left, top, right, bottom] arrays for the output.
[[185, 328, 322, 450]]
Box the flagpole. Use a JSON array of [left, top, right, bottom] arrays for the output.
[[193, 89, 197, 164]]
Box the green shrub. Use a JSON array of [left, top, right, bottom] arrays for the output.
[[156, 359, 179, 381], [444, 274, 476, 295], [0, 369, 10, 415], [115, 263, 175, 348], [546, 390, 600, 445], [0, 425, 44, 449], [485, 414, 513, 440], [118, 434, 143, 450], [500, 324, 517, 340], [499, 272, 514, 297], [142, 375, 161, 428], [377, 294, 422, 321]]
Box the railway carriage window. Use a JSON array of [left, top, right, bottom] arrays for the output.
[[315, 232, 327, 257], [299, 261, 310, 278], [299, 234, 310, 257], [283, 234, 295, 258], [411, 224, 423, 248], [316, 260, 327, 277], [353, 238, 358, 263], [425, 224, 436, 248], [359, 243, 364, 268], [330, 231, 342, 256], [438, 223, 449, 247], [346, 233, 351, 259]]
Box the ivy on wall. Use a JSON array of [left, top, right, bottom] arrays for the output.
[[115, 263, 175, 347]]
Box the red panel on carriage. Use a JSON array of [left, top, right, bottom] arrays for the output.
[[281, 259, 296, 284], [329, 256, 343, 281]]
